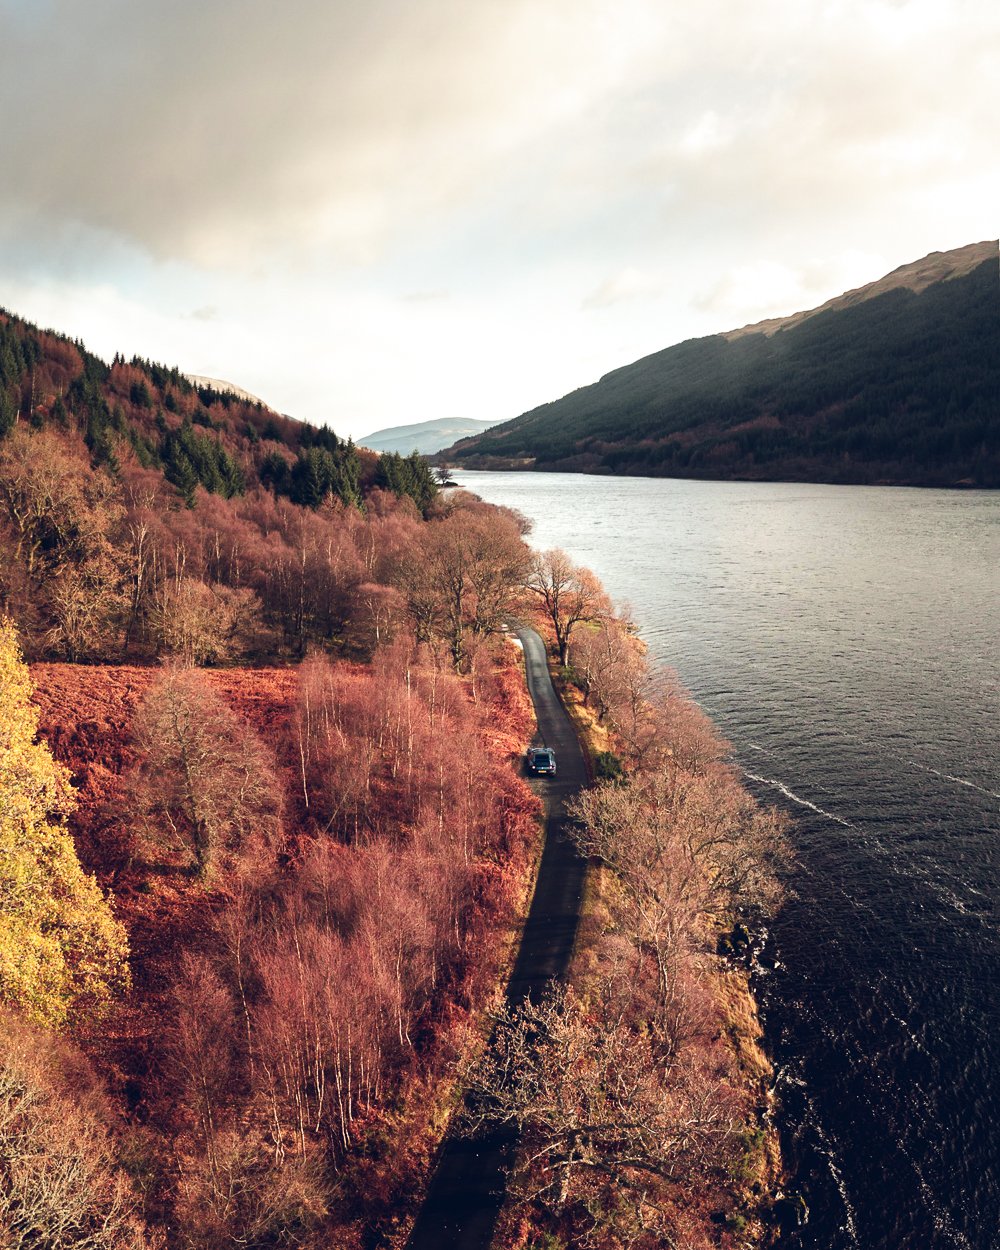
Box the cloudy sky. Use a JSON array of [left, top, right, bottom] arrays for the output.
[[1, 0, 997, 439]]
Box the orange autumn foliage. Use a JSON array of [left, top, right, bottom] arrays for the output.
[[28, 638, 539, 1248]]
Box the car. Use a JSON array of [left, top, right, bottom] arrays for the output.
[[526, 747, 557, 776]]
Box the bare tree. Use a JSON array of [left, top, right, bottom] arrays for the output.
[[464, 986, 741, 1241], [645, 677, 732, 775], [0, 1008, 157, 1249], [129, 666, 283, 880], [163, 953, 238, 1179], [570, 762, 789, 1047], [148, 576, 260, 666], [571, 615, 657, 756], [391, 504, 530, 670], [525, 549, 610, 666], [0, 428, 130, 658]]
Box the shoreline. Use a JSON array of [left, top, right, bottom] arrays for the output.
[[450, 463, 998, 492]]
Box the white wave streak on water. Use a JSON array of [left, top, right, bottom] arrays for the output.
[[900, 1147, 975, 1250], [906, 761, 1000, 802], [807, 1100, 861, 1248], [766, 716, 1000, 804], [742, 771, 854, 827], [887, 1010, 931, 1058]]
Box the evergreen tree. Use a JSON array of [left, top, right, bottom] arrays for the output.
[[161, 416, 245, 503], [129, 380, 152, 409], [50, 395, 69, 429], [165, 448, 199, 507], [259, 449, 290, 494], [289, 448, 328, 507], [283, 444, 361, 508], [0, 389, 16, 439], [375, 450, 439, 513], [0, 335, 23, 390]]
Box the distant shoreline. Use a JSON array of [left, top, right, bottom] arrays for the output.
[[449, 462, 996, 491]]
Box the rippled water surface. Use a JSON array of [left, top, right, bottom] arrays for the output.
[[453, 470, 1000, 1250]]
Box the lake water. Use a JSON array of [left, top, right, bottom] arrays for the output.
[[453, 470, 1000, 1250]]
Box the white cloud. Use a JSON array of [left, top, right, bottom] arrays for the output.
[[694, 262, 812, 324], [583, 267, 663, 310], [0, 0, 997, 434], [691, 248, 896, 327], [678, 111, 733, 158]]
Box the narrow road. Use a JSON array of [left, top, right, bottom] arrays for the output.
[[406, 626, 589, 1250]]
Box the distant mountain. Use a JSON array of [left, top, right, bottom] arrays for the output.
[[184, 373, 272, 408], [446, 241, 1000, 487], [360, 417, 496, 455]]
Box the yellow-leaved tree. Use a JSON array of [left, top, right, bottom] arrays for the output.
[[0, 617, 129, 1026]]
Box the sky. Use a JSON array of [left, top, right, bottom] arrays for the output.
[[0, 0, 997, 440]]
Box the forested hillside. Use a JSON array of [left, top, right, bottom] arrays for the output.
[[0, 308, 437, 516], [0, 308, 443, 662], [447, 242, 1000, 486]]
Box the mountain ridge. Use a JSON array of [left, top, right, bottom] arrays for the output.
[[724, 239, 996, 341]]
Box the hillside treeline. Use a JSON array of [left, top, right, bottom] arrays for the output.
[[449, 254, 1000, 486], [0, 308, 443, 663], [0, 417, 521, 667], [0, 309, 437, 510]]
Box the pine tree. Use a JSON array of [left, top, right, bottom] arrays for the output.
[[0, 619, 129, 1026], [290, 448, 328, 507], [0, 388, 15, 439]]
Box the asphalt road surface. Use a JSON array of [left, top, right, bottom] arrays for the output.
[[406, 626, 589, 1250]]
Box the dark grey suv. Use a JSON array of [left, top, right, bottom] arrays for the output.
[[526, 747, 557, 776]]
